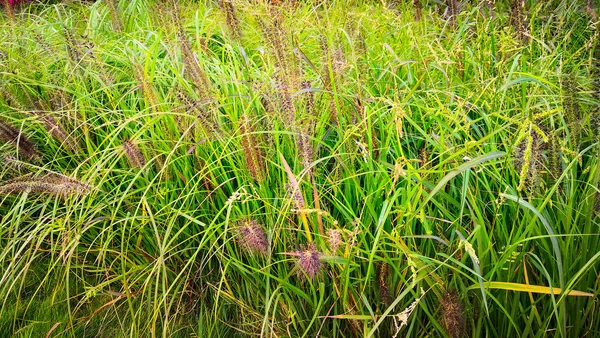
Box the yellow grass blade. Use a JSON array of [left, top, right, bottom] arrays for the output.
[[468, 282, 593, 297]]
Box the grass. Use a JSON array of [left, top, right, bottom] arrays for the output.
[[0, 0, 599, 337]]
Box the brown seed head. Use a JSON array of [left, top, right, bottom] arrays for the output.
[[122, 139, 146, 169], [441, 290, 466, 338], [0, 118, 40, 161], [0, 174, 91, 199]]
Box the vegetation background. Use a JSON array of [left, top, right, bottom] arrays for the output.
[[0, 0, 599, 337]]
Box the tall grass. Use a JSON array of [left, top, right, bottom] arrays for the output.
[[1, 0, 599, 337]]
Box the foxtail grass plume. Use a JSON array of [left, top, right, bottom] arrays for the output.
[[64, 27, 84, 65], [296, 243, 321, 279], [236, 219, 268, 255], [562, 75, 582, 151], [177, 29, 214, 103], [548, 132, 562, 184], [239, 113, 264, 181], [515, 131, 541, 192], [510, 0, 528, 41], [320, 38, 347, 124], [218, 0, 241, 40], [122, 139, 146, 169], [0, 118, 39, 161], [377, 262, 392, 306], [31, 100, 78, 153], [296, 129, 313, 173], [2, 1, 15, 22], [175, 90, 221, 138], [134, 63, 160, 110], [441, 290, 466, 338], [326, 228, 342, 253], [0, 174, 91, 198], [258, 12, 299, 127]]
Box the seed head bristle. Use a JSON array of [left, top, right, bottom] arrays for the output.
[[0, 118, 40, 161], [326, 229, 342, 253], [239, 113, 265, 181], [122, 139, 146, 169], [377, 262, 392, 306], [134, 63, 160, 110], [219, 0, 241, 40], [296, 243, 321, 279], [178, 30, 214, 103], [0, 174, 91, 198], [237, 219, 268, 255], [441, 290, 466, 338]]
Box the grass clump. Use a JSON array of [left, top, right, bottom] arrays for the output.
[[1, 0, 599, 337]]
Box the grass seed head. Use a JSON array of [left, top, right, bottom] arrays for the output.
[[515, 131, 541, 192], [219, 0, 241, 39], [510, 0, 528, 41], [0, 174, 91, 198], [377, 262, 391, 306], [441, 290, 466, 338], [239, 113, 265, 180], [326, 228, 342, 253], [178, 30, 214, 103], [237, 219, 268, 255], [122, 139, 146, 169], [297, 243, 321, 279], [0, 118, 40, 161]]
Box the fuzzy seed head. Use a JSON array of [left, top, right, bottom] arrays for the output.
[[0, 174, 91, 198], [297, 243, 321, 279], [326, 229, 342, 253], [122, 139, 146, 169], [442, 290, 466, 338], [239, 113, 264, 181], [0, 118, 40, 161], [178, 30, 213, 103], [237, 220, 268, 255], [219, 0, 241, 39]]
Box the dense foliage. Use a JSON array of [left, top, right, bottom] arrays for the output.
[[1, 1, 599, 337]]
